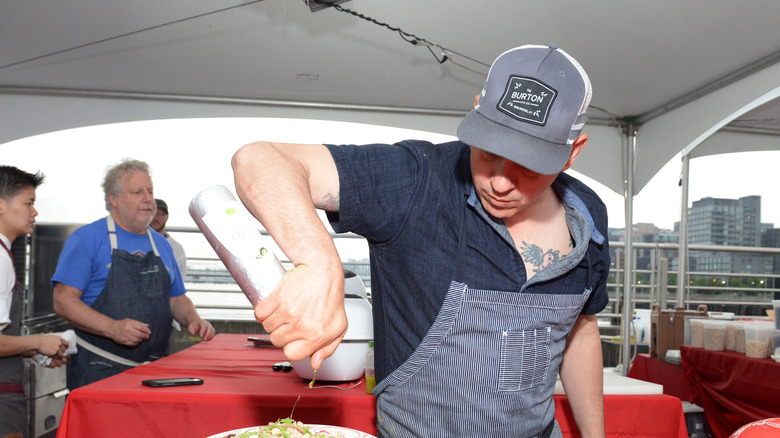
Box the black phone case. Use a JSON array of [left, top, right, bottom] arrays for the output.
[[142, 378, 204, 387]]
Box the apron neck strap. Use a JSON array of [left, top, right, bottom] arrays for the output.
[[0, 238, 14, 270], [0, 237, 19, 291], [106, 215, 159, 256]]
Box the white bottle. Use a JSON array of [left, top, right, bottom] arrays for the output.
[[189, 185, 285, 306]]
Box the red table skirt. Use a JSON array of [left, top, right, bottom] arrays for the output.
[[628, 353, 689, 401], [681, 346, 780, 438], [56, 334, 687, 438]]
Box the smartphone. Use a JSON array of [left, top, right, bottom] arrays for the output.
[[247, 336, 276, 348], [142, 377, 204, 387]]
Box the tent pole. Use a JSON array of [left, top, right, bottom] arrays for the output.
[[677, 154, 690, 308], [621, 124, 637, 375]]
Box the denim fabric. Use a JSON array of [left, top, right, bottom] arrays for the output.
[[70, 221, 172, 390], [326, 140, 610, 383], [375, 281, 586, 437]]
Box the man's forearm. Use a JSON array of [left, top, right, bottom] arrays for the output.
[[559, 314, 605, 438], [169, 294, 199, 327], [53, 285, 115, 337], [231, 142, 348, 366], [232, 142, 342, 270]]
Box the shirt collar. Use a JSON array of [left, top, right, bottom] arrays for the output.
[[552, 179, 605, 244], [466, 179, 605, 246]]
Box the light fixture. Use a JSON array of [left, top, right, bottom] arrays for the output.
[[303, 0, 351, 12]]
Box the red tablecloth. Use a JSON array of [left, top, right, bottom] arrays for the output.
[[57, 334, 688, 438], [628, 353, 689, 401], [681, 346, 780, 438]]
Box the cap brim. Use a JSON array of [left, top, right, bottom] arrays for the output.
[[456, 109, 572, 175]]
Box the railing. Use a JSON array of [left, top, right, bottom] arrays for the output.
[[170, 227, 780, 330]]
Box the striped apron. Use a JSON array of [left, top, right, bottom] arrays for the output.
[[374, 204, 592, 437]]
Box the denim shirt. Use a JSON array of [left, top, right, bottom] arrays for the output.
[[326, 140, 610, 383]]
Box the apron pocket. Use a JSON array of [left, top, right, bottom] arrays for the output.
[[498, 327, 551, 392]]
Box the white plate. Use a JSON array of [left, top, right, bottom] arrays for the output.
[[206, 424, 376, 438]]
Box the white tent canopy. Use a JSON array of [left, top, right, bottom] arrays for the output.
[[3, 0, 780, 195]]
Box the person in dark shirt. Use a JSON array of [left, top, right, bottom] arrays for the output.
[[231, 44, 608, 437]]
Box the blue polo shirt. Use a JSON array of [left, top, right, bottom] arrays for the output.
[[325, 140, 610, 382], [51, 217, 186, 306]]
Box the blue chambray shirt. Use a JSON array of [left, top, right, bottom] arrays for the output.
[[325, 140, 610, 383]]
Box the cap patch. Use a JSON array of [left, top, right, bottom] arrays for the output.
[[497, 75, 557, 126]]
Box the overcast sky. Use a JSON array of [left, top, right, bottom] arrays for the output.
[[3, 117, 780, 238]]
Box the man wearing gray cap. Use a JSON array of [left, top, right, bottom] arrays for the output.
[[232, 44, 608, 437]]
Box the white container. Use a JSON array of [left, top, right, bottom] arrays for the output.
[[735, 322, 747, 354], [633, 309, 651, 344], [292, 272, 374, 382], [690, 319, 705, 348], [703, 320, 727, 351], [189, 185, 285, 306], [745, 322, 772, 359], [724, 321, 737, 351]]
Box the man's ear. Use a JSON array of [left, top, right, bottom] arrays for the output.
[[474, 94, 480, 108], [107, 193, 119, 210], [560, 134, 588, 172]]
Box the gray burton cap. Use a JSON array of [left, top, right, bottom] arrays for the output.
[[457, 44, 592, 175]]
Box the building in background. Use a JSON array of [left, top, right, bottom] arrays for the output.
[[686, 196, 768, 274]]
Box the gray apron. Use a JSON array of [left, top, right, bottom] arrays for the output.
[[0, 239, 27, 438], [374, 204, 592, 438], [69, 217, 172, 389]]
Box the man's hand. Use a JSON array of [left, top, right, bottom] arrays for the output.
[[34, 335, 70, 368], [109, 318, 151, 347], [35, 334, 69, 357], [187, 318, 216, 341], [255, 263, 348, 370]]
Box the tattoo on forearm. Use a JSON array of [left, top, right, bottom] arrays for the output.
[[315, 193, 339, 212], [521, 241, 561, 273]]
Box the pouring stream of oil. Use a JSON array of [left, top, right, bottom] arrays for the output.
[[308, 369, 317, 388]]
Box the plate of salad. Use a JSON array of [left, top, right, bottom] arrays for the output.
[[206, 418, 376, 438]]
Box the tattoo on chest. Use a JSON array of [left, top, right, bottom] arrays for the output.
[[520, 238, 572, 273]]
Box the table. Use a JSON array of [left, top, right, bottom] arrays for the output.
[[57, 334, 376, 438], [57, 334, 688, 438], [628, 353, 689, 401], [681, 346, 780, 438]]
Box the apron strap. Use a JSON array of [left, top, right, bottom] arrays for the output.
[[0, 238, 20, 294], [75, 334, 150, 367], [106, 216, 159, 256], [0, 238, 16, 281]]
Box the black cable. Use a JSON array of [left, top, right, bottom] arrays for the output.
[[313, 0, 489, 71], [0, 0, 268, 71]]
